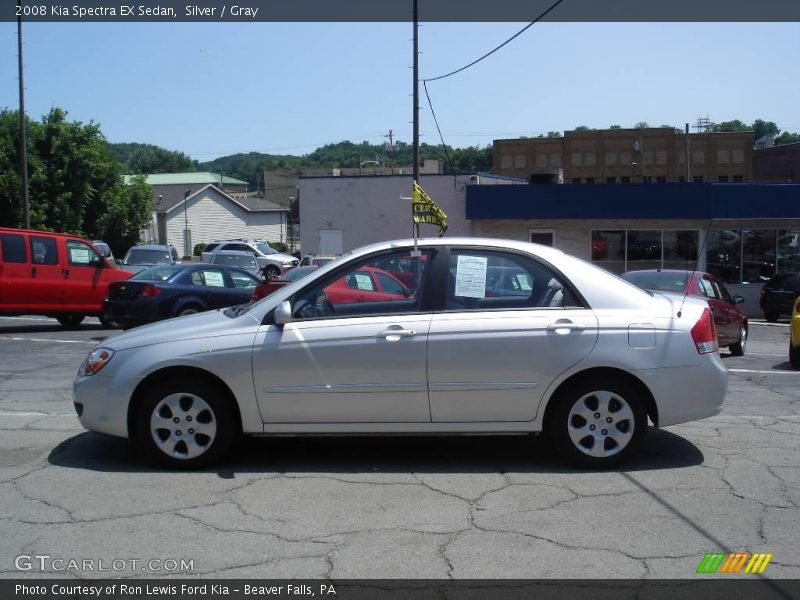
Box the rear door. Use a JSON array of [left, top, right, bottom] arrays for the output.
[[0, 231, 30, 308], [427, 247, 598, 423], [28, 235, 64, 310]]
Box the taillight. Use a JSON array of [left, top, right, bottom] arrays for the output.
[[795, 298, 800, 313], [140, 284, 161, 298], [691, 307, 718, 354]]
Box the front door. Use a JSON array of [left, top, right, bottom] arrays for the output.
[[63, 239, 107, 310], [253, 248, 433, 423]]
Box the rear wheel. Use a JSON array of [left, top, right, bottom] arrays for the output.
[[98, 315, 118, 329], [178, 307, 200, 317], [790, 343, 800, 369], [765, 311, 779, 323], [548, 378, 647, 468], [729, 324, 747, 356], [56, 314, 84, 329], [135, 376, 237, 468]]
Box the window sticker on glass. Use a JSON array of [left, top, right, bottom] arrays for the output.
[[204, 271, 225, 287], [455, 255, 488, 298], [353, 272, 374, 290], [70, 248, 91, 264]]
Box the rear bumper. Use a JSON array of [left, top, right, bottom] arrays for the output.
[[636, 354, 728, 427], [103, 298, 165, 327]]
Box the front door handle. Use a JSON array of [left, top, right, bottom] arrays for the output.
[[547, 321, 586, 334], [378, 327, 416, 341]]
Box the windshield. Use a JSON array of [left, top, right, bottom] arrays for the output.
[[212, 254, 257, 268], [131, 264, 183, 281], [124, 248, 171, 265], [254, 242, 277, 255], [622, 271, 689, 293]]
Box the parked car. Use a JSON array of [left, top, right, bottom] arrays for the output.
[[622, 269, 748, 356], [102, 263, 260, 329], [0, 227, 130, 328], [92, 240, 115, 264], [201, 239, 298, 280], [74, 237, 727, 469], [120, 244, 180, 274], [760, 272, 800, 322], [790, 297, 800, 368], [299, 254, 337, 267], [208, 250, 261, 276], [252, 265, 319, 301]]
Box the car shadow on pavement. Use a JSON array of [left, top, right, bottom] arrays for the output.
[[48, 427, 704, 476]]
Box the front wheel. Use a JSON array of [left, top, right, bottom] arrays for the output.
[[135, 377, 237, 468], [765, 311, 779, 323], [263, 266, 280, 281], [547, 378, 647, 468], [56, 314, 84, 329], [790, 343, 800, 369], [729, 324, 747, 356]]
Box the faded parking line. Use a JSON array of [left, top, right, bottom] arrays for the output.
[[728, 368, 799, 375], [0, 336, 95, 344]]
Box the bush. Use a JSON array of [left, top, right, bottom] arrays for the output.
[[193, 243, 207, 257], [270, 241, 289, 253]]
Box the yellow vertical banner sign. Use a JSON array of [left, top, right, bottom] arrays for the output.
[[412, 181, 448, 237]]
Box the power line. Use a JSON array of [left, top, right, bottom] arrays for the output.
[[422, 81, 456, 176], [422, 0, 565, 83]]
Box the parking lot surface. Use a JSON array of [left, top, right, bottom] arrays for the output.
[[1, 315, 798, 579]]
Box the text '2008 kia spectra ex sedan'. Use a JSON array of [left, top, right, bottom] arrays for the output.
[[73, 238, 727, 469]]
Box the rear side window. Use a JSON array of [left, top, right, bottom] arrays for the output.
[[1, 234, 27, 263], [230, 271, 258, 289], [30, 236, 59, 265], [190, 269, 226, 288]]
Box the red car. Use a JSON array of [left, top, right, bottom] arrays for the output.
[[252, 266, 410, 304], [622, 269, 748, 355]]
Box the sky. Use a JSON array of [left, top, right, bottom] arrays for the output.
[[1, 21, 799, 161]]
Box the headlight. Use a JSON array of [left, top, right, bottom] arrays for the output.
[[79, 347, 115, 376]]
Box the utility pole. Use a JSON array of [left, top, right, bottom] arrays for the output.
[[17, 0, 30, 229], [412, 0, 420, 238], [384, 129, 397, 175], [685, 123, 691, 182]]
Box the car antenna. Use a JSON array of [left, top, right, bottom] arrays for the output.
[[677, 220, 712, 318]]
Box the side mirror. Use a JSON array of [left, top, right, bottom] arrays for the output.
[[733, 295, 745, 305], [274, 300, 293, 325]]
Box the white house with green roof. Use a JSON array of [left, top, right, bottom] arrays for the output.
[[128, 173, 288, 255]]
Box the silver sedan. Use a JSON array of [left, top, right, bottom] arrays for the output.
[[73, 238, 727, 469]]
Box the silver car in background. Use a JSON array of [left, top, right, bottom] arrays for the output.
[[73, 238, 727, 469], [208, 249, 262, 277]]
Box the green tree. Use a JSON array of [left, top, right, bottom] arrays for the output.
[[775, 131, 800, 145], [712, 119, 750, 133], [109, 142, 196, 174], [752, 119, 780, 141], [574, 125, 592, 132], [609, 125, 622, 129], [634, 121, 649, 129], [97, 175, 153, 253]]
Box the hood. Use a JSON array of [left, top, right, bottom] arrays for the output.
[[120, 264, 148, 274], [259, 253, 297, 264], [101, 308, 260, 352]]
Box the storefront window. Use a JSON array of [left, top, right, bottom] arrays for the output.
[[706, 230, 741, 283], [626, 231, 662, 271], [663, 231, 698, 270], [741, 230, 776, 283], [777, 229, 800, 273], [591, 230, 625, 274]]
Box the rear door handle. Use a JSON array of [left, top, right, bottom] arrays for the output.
[[547, 322, 586, 334]]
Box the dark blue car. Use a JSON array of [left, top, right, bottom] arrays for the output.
[[102, 263, 261, 329]]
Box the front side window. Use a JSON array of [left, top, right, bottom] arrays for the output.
[[447, 250, 572, 311], [291, 250, 430, 320], [29, 236, 59, 265], [67, 240, 102, 267]]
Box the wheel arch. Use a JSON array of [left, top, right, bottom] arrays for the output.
[[127, 366, 243, 438], [171, 297, 207, 316], [542, 366, 659, 428]]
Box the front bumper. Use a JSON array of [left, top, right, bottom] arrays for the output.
[[73, 372, 139, 439]]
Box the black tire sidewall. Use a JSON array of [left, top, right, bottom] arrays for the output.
[[56, 314, 84, 328], [547, 378, 647, 469], [135, 377, 237, 469]]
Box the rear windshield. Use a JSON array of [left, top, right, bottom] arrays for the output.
[[124, 249, 171, 265], [131, 264, 183, 281], [622, 271, 689, 293]]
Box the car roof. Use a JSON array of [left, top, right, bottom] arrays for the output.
[[129, 244, 173, 251], [212, 250, 255, 256]]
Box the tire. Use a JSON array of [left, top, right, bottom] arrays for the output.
[[547, 377, 647, 468], [264, 266, 280, 281], [98, 316, 119, 329], [790, 343, 800, 369], [765, 311, 779, 323], [729, 324, 747, 357], [135, 376, 237, 469], [178, 307, 200, 317], [56, 314, 84, 329]]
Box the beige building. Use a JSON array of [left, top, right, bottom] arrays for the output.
[[494, 128, 754, 183]]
